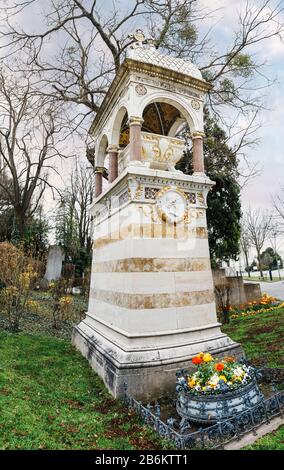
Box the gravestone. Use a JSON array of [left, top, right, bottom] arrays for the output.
[[44, 245, 65, 282]]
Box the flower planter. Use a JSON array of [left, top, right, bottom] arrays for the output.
[[176, 378, 264, 424], [175, 353, 264, 425]]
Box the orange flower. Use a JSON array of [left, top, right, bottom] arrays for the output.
[[192, 356, 203, 365], [215, 363, 225, 372]]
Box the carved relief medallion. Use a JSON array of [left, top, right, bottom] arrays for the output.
[[135, 84, 147, 96], [191, 99, 201, 110]]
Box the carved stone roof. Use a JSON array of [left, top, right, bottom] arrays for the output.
[[126, 45, 202, 80]]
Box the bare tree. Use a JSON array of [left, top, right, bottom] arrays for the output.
[[269, 222, 284, 279], [243, 207, 272, 279], [55, 160, 94, 262], [0, 0, 283, 133], [0, 70, 69, 238], [240, 226, 252, 277], [272, 186, 284, 229], [0, 169, 12, 212], [70, 160, 94, 251]]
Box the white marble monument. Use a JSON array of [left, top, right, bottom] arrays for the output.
[[72, 31, 243, 399]]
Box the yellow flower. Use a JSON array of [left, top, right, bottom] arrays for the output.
[[59, 296, 73, 306], [197, 352, 204, 358], [208, 382, 217, 389], [219, 375, 227, 382], [203, 353, 213, 362], [233, 375, 242, 382], [188, 378, 196, 388]]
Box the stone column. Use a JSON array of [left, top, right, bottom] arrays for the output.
[[192, 132, 205, 174], [94, 167, 104, 197], [128, 116, 144, 163], [107, 145, 119, 183]]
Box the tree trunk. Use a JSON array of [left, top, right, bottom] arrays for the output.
[[257, 250, 264, 279], [13, 209, 27, 242], [244, 250, 250, 277], [16, 213, 26, 239]]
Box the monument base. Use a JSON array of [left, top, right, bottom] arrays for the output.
[[72, 319, 244, 400]]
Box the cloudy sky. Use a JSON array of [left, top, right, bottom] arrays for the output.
[[2, 0, 284, 255], [199, 0, 284, 214], [12, 0, 284, 211], [198, 0, 284, 259]]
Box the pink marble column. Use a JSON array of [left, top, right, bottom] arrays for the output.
[[192, 133, 205, 174], [129, 116, 144, 162], [94, 167, 104, 197], [107, 145, 119, 183]]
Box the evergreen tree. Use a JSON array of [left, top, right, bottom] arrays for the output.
[[177, 111, 242, 266], [260, 247, 283, 270], [0, 205, 49, 257], [21, 210, 50, 257]]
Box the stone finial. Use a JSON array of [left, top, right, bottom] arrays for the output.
[[128, 29, 156, 49]]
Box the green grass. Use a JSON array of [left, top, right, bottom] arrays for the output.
[[222, 308, 284, 450], [222, 308, 284, 368], [244, 426, 284, 450], [0, 331, 170, 450], [0, 299, 283, 450], [243, 276, 281, 283]]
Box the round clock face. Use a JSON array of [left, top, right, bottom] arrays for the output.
[[156, 188, 188, 224]]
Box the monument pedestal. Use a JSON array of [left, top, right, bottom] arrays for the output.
[[72, 321, 243, 400], [72, 167, 243, 399]]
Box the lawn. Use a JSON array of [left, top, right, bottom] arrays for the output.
[[222, 307, 284, 368], [0, 300, 283, 450], [222, 308, 284, 451], [243, 276, 281, 283], [0, 332, 170, 450], [244, 426, 284, 450]]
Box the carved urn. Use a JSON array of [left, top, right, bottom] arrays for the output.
[[141, 132, 185, 171]]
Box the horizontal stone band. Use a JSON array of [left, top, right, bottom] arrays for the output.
[[91, 288, 214, 309], [94, 226, 208, 250], [93, 257, 211, 273], [93, 238, 210, 263]]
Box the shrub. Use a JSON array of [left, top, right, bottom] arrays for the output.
[[0, 242, 38, 331], [49, 278, 74, 329]]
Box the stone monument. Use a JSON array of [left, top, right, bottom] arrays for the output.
[[72, 31, 243, 399]]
